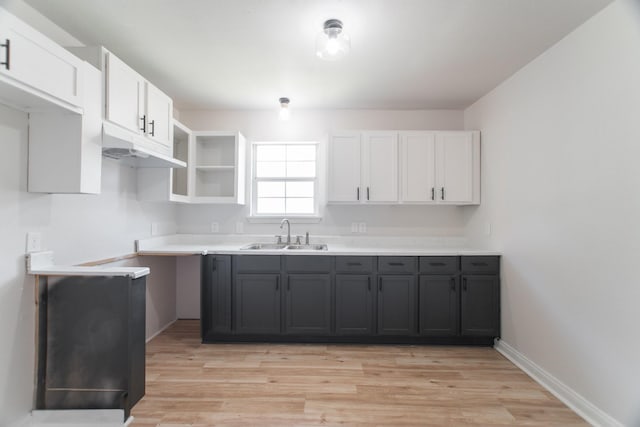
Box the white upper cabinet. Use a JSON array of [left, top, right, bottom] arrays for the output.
[[328, 131, 398, 204], [362, 132, 398, 203], [328, 132, 361, 202], [144, 82, 173, 150], [105, 52, 144, 135], [0, 7, 83, 112], [400, 131, 480, 205]]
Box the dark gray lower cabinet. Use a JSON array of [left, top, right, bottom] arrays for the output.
[[335, 274, 374, 335], [234, 274, 281, 334], [285, 274, 332, 335], [377, 275, 416, 335], [461, 275, 500, 336], [201, 255, 231, 339], [419, 275, 459, 336]]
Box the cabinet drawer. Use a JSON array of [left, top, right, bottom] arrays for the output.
[[234, 255, 281, 273], [335, 256, 374, 273], [378, 257, 416, 274], [284, 256, 332, 273], [461, 256, 500, 274], [419, 257, 459, 274]]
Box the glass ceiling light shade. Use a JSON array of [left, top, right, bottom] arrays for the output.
[[316, 19, 350, 61], [278, 97, 291, 121]]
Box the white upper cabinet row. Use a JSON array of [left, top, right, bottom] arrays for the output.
[[0, 7, 83, 113], [328, 131, 480, 205]]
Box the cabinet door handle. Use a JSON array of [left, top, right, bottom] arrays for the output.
[[462, 277, 467, 292], [1, 39, 9, 70], [430, 262, 445, 266], [357, 187, 360, 201], [275, 276, 279, 291], [367, 276, 371, 291], [389, 262, 404, 266], [347, 262, 362, 266], [149, 119, 156, 137], [441, 187, 445, 200], [450, 278, 456, 291], [431, 187, 435, 201], [367, 187, 370, 200], [378, 278, 382, 292], [140, 115, 147, 133]]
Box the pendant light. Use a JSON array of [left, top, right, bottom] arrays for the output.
[[278, 97, 290, 121], [316, 19, 350, 61]]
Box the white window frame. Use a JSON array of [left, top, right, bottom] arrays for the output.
[[250, 141, 320, 221]]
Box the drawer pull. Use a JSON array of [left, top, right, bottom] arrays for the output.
[[388, 262, 404, 266], [347, 262, 362, 266], [471, 262, 488, 267], [430, 262, 446, 266], [450, 278, 455, 291], [463, 277, 467, 291], [275, 276, 279, 291], [1, 39, 9, 70], [367, 276, 371, 291]]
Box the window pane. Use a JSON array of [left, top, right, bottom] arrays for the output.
[[286, 161, 316, 178], [257, 161, 286, 178], [286, 198, 314, 214], [257, 181, 285, 197], [256, 145, 285, 161], [286, 145, 316, 161], [286, 181, 314, 198], [257, 198, 285, 214]]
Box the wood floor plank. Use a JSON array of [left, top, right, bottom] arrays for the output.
[[132, 320, 587, 426]]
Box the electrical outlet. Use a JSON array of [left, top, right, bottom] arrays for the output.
[[235, 221, 244, 234], [485, 222, 492, 236], [210, 222, 219, 233], [26, 232, 42, 253], [151, 222, 159, 236], [351, 222, 358, 233], [358, 222, 367, 233]]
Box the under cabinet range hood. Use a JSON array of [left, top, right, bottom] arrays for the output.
[[102, 122, 186, 168]]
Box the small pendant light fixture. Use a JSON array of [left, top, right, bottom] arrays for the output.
[[316, 19, 350, 61], [278, 97, 291, 121]]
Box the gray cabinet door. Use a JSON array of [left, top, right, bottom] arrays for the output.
[[285, 274, 332, 335], [235, 274, 281, 334], [335, 274, 373, 335], [377, 275, 416, 335], [201, 255, 231, 338], [461, 275, 500, 337], [419, 275, 459, 336]]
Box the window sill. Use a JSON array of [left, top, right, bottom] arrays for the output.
[[246, 216, 322, 224]]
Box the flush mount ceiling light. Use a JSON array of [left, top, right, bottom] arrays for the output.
[[278, 97, 290, 121], [316, 19, 350, 61]]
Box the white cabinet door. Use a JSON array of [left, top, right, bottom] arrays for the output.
[[105, 52, 144, 135], [435, 132, 474, 204], [328, 133, 361, 202], [362, 132, 398, 203], [0, 8, 83, 108], [400, 132, 436, 202], [145, 82, 173, 153]]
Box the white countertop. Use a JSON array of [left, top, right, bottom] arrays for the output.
[[136, 234, 501, 257], [27, 251, 150, 279]]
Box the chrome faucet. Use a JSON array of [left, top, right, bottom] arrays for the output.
[[280, 218, 291, 244]]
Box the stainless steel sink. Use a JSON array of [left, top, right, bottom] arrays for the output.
[[285, 244, 328, 251], [239, 243, 288, 250], [239, 243, 328, 251]]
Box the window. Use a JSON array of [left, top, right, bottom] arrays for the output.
[[252, 143, 318, 216]]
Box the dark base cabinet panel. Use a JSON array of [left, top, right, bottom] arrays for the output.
[[234, 274, 281, 334], [377, 275, 416, 335], [37, 275, 145, 420], [285, 274, 331, 335], [461, 275, 500, 336], [419, 275, 459, 336], [201, 255, 231, 340], [335, 274, 374, 335]]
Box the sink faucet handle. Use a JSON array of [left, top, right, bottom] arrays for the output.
[[305, 231, 309, 245], [275, 235, 282, 244], [295, 235, 302, 245]]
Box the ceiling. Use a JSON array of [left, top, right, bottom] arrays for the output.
[[23, 0, 612, 111]]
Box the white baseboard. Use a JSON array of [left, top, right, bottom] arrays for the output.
[[495, 339, 623, 427], [146, 318, 177, 343]]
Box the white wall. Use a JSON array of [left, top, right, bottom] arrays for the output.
[[463, 0, 640, 425], [178, 109, 471, 237], [0, 104, 178, 426]]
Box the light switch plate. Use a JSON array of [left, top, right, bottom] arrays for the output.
[[235, 222, 244, 234], [358, 223, 367, 233], [210, 222, 219, 233], [351, 223, 358, 233], [151, 222, 159, 236], [26, 232, 42, 253]]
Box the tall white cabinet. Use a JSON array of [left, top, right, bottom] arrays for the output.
[[329, 130, 480, 205]]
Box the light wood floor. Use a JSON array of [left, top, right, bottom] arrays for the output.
[[132, 320, 586, 426]]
